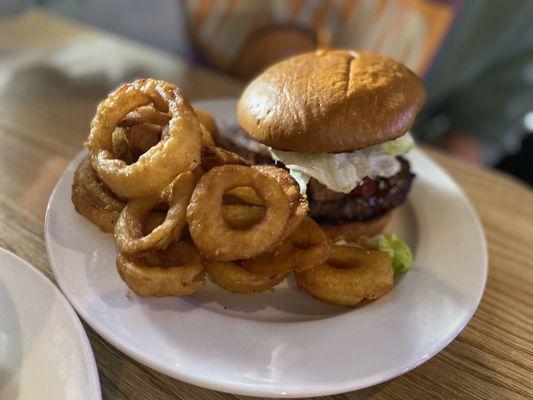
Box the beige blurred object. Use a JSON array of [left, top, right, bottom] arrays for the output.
[[185, 0, 456, 78], [232, 25, 317, 79], [1, 10, 532, 400], [437, 130, 486, 165]]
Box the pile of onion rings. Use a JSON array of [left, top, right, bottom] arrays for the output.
[[72, 78, 397, 305]]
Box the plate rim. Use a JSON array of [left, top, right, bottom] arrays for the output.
[[0, 247, 102, 400], [45, 101, 488, 398]]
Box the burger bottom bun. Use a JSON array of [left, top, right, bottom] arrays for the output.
[[321, 211, 392, 242]]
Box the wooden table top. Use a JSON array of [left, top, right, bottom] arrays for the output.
[[1, 10, 532, 400]]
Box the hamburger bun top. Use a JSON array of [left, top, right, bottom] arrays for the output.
[[237, 50, 426, 153]]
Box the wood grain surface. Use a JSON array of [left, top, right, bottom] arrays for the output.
[[1, 10, 532, 400]]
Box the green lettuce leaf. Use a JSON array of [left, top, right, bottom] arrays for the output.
[[375, 233, 414, 276]]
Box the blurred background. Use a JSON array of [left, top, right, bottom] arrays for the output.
[[1, 0, 532, 185]]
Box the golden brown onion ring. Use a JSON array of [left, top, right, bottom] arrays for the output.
[[241, 217, 329, 276], [87, 79, 202, 199], [71, 156, 125, 233], [111, 123, 162, 164], [254, 165, 308, 241], [111, 104, 166, 163], [117, 241, 205, 297], [187, 165, 290, 261], [205, 259, 287, 294], [119, 104, 170, 127], [200, 124, 216, 147], [142, 212, 167, 235], [124, 123, 162, 153], [223, 186, 263, 206], [201, 145, 247, 171], [285, 217, 330, 271], [194, 108, 218, 140], [295, 244, 393, 306], [111, 127, 136, 164], [240, 241, 294, 277], [223, 167, 308, 239], [222, 204, 265, 230], [114, 171, 197, 254]]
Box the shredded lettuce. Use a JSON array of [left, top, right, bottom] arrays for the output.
[[374, 233, 414, 276], [271, 150, 377, 193], [269, 132, 414, 193], [367, 132, 415, 155], [287, 169, 310, 196]]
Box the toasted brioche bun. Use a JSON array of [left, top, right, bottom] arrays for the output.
[[321, 211, 392, 242], [237, 50, 425, 153]]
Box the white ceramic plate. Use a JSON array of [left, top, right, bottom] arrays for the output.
[[0, 248, 101, 400], [45, 99, 487, 398]]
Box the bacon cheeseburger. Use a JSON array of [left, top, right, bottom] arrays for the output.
[[233, 50, 425, 241]]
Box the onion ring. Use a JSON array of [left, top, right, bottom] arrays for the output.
[[111, 124, 162, 164], [223, 167, 308, 239], [200, 124, 216, 147], [205, 260, 287, 294], [242, 217, 330, 276], [87, 79, 202, 199], [201, 145, 247, 171], [114, 171, 197, 254], [295, 244, 393, 306], [71, 156, 125, 233], [111, 104, 167, 163], [119, 105, 170, 127], [194, 108, 218, 141], [254, 166, 308, 240], [123, 123, 162, 153], [117, 241, 205, 296], [142, 211, 167, 234], [285, 217, 330, 271], [224, 186, 263, 206], [187, 165, 290, 261], [111, 127, 136, 165], [222, 204, 265, 229], [240, 241, 294, 276]]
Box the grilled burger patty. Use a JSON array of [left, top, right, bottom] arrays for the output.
[[216, 128, 414, 224], [309, 157, 414, 224]]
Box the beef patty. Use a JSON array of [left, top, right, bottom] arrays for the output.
[[308, 157, 414, 224]]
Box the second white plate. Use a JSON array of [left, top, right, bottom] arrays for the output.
[[45, 99, 487, 398], [0, 248, 101, 400]]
